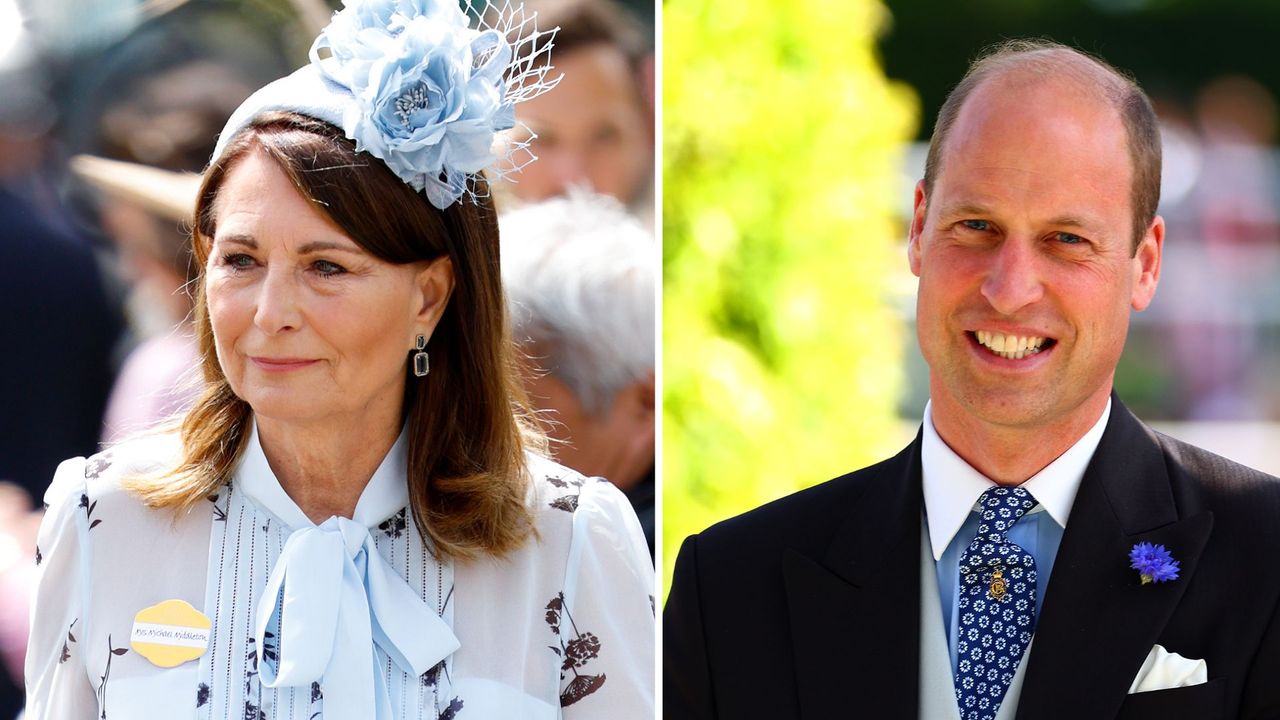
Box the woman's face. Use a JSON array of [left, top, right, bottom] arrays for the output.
[[205, 146, 453, 428]]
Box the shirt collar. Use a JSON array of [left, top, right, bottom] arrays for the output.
[[920, 398, 1111, 560], [236, 419, 410, 531]]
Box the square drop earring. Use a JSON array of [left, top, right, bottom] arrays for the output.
[[413, 334, 430, 377]]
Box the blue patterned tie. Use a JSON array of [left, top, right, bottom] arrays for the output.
[[954, 486, 1038, 720]]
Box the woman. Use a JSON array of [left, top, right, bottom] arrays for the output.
[[25, 1, 654, 718]]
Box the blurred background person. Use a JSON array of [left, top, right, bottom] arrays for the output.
[[71, 155, 203, 442], [0, 15, 126, 718], [0, 63, 123, 513], [0, 2, 288, 715], [1161, 75, 1280, 421], [500, 191, 656, 557], [503, 0, 655, 226], [2, 0, 290, 473]]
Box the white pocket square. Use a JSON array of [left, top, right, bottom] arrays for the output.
[[1127, 644, 1208, 694]]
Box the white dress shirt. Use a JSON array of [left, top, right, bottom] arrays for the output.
[[921, 399, 1111, 675]]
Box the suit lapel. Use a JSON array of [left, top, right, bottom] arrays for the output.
[[1016, 399, 1213, 719], [783, 436, 924, 719]]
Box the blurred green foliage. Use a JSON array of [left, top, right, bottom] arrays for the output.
[[662, 0, 918, 593]]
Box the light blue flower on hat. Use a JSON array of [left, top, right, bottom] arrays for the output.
[[310, 0, 517, 207], [213, 0, 559, 210]]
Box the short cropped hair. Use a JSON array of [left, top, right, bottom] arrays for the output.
[[923, 39, 1161, 250], [499, 191, 654, 416]]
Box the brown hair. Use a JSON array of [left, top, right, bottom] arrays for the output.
[[922, 39, 1161, 251], [520, 0, 648, 100], [535, 0, 647, 66], [128, 112, 544, 560]]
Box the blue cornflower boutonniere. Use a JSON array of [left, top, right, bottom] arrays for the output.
[[1130, 542, 1180, 584]]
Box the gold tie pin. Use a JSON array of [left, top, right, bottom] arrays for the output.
[[989, 569, 1008, 601]]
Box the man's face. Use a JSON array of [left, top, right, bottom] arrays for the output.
[[513, 43, 652, 204], [908, 76, 1163, 433]]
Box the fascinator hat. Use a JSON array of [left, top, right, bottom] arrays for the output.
[[212, 0, 559, 209]]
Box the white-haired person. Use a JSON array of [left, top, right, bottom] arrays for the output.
[[25, 2, 654, 718], [499, 192, 655, 557]]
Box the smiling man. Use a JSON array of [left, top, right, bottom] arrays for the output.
[[664, 40, 1280, 720]]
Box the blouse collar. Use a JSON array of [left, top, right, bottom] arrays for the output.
[[235, 420, 411, 530]]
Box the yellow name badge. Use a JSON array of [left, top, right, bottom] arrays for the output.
[[130, 599, 212, 668]]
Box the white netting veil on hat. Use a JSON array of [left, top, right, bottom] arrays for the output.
[[212, 0, 560, 210]]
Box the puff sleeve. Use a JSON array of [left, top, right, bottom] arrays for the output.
[[25, 456, 98, 719], [554, 480, 654, 719]]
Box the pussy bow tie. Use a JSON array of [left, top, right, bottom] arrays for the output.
[[254, 516, 459, 718]]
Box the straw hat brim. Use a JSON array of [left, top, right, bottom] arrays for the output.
[[70, 154, 202, 224]]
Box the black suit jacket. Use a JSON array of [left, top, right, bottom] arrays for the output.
[[664, 399, 1280, 719]]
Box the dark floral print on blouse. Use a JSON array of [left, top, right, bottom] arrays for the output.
[[564, 633, 601, 668], [544, 592, 606, 707], [549, 495, 579, 513], [77, 493, 104, 531], [421, 657, 463, 717], [545, 475, 574, 490], [96, 634, 129, 719], [59, 619, 77, 664], [547, 474, 584, 513], [207, 484, 230, 522], [379, 508, 408, 539], [309, 681, 323, 720], [241, 631, 276, 720], [196, 682, 210, 708], [85, 452, 113, 481], [85, 496, 102, 531], [437, 697, 464, 720], [547, 473, 608, 514], [421, 662, 442, 689]]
